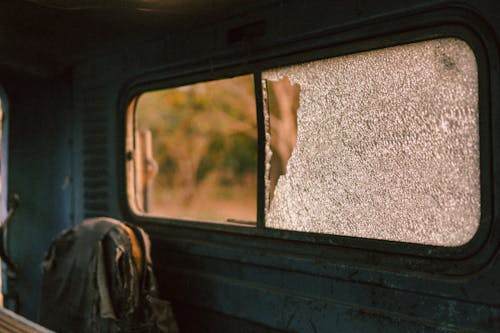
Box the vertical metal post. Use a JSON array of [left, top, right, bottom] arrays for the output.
[[255, 72, 266, 228]]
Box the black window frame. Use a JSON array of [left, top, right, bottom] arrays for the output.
[[118, 7, 499, 276]]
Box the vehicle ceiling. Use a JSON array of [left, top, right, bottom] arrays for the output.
[[0, 0, 275, 77]]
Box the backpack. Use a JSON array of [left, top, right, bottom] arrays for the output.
[[39, 217, 178, 333]]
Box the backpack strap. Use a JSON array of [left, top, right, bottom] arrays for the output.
[[121, 224, 144, 277]]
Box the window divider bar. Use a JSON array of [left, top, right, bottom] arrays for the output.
[[255, 71, 266, 229]]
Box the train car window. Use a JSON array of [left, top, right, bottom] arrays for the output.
[[264, 38, 480, 246], [128, 74, 258, 224]]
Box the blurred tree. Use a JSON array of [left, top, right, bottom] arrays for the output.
[[136, 74, 257, 211]]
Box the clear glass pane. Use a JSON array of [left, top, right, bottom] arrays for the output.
[[263, 77, 300, 202], [264, 38, 480, 246], [132, 74, 257, 223]]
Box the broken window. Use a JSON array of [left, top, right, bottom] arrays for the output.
[[263, 38, 480, 246], [126, 38, 481, 247], [128, 75, 258, 224]]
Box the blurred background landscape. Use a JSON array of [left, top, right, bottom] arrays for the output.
[[134, 74, 299, 223]]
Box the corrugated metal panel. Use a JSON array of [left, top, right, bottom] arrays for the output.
[[81, 94, 110, 218]]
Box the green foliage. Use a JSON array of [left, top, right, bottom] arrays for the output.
[[135, 74, 258, 204], [197, 132, 257, 185], [223, 133, 257, 178]]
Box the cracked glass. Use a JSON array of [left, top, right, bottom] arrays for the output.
[[263, 38, 480, 246]]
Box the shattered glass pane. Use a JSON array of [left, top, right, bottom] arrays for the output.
[[264, 38, 480, 246]]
